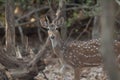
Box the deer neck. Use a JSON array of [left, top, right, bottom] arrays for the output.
[[50, 36, 64, 58]]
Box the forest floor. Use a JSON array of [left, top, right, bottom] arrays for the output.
[[35, 63, 108, 80], [20, 36, 108, 80], [0, 33, 109, 80]]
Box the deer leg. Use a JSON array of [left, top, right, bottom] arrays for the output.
[[60, 65, 66, 80], [74, 67, 82, 80]]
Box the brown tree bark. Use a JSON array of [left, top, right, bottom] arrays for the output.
[[5, 0, 16, 56], [59, 0, 67, 40], [100, 0, 120, 80], [0, 50, 20, 68]]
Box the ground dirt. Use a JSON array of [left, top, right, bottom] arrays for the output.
[[35, 63, 108, 80]]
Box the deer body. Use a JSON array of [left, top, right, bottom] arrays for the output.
[[40, 16, 120, 80], [63, 39, 102, 68], [50, 35, 120, 80]]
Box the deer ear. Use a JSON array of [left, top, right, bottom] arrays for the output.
[[40, 16, 49, 29], [54, 17, 64, 26]]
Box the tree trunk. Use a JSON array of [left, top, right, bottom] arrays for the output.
[[60, 0, 67, 40], [5, 0, 16, 56], [100, 0, 120, 80]]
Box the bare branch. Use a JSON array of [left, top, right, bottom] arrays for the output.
[[16, 6, 49, 22], [28, 37, 50, 67], [75, 18, 92, 40], [115, 0, 120, 6]]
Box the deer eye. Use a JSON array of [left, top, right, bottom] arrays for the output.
[[47, 26, 51, 30], [55, 27, 59, 30]]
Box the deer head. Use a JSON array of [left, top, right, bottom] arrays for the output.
[[40, 15, 64, 48]]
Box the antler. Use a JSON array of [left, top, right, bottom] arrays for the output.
[[40, 16, 50, 29], [40, 0, 65, 29]]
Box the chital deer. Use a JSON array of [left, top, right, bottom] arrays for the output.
[[40, 16, 120, 80]]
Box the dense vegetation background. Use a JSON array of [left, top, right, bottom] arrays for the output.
[[0, 0, 120, 80]]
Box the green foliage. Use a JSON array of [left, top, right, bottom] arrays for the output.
[[0, 0, 5, 3], [75, 29, 78, 32], [0, 0, 5, 6], [0, 0, 99, 28], [86, 0, 93, 5], [66, 12, 79, 27], [66, 0, 96, 5], [66, 18, 72, 27]]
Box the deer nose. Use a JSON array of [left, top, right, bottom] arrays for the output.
[[51, 35, 55, 39]]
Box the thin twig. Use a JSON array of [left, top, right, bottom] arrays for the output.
[[41, 71, 49, 80], [15, 21, 24, 45], [47, 0, 51, 8], [28, 37, 50, 67], [15, 21, 34, 27], [34, 10, 43, 42], [64, 28, 74, 45], [75, 17, 93, 40], [16, 6, 49, 21]]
